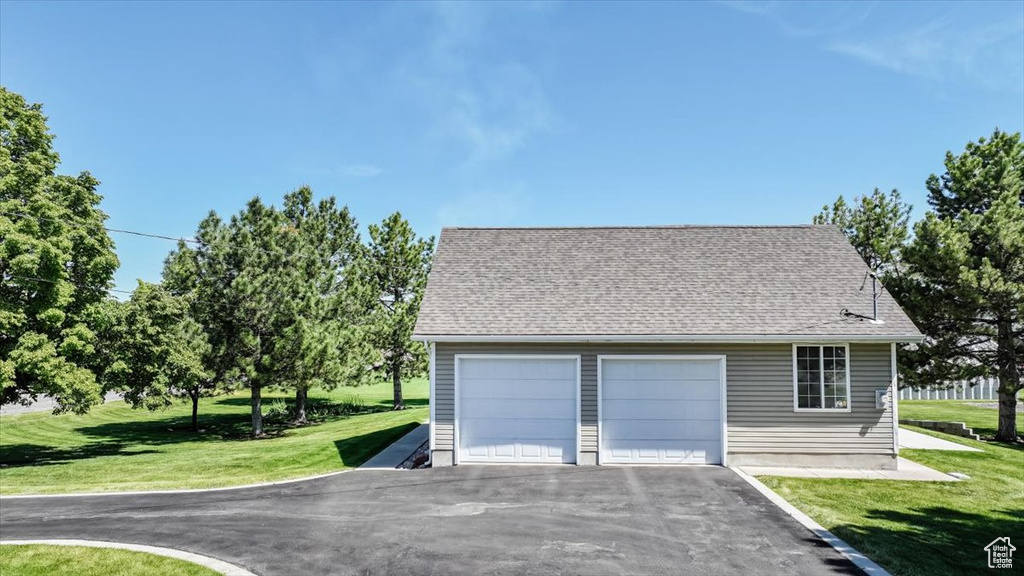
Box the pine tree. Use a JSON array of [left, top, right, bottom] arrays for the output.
[[902, 129, 1023, 441], [364, 212, 434, 410]]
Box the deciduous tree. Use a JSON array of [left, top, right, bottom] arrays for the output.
[[103, 282, 213, 432], [0, 87, 118, 413]]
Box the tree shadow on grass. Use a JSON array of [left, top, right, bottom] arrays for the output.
[[0, 442, 161, 468], [828, 506, 1024, 576], [0, 403, 391, 469], [334, 422, 420, 467], [213, 395, 428, 409]]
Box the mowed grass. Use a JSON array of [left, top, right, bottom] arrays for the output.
[[0, 544, 220, 576], [0, 378, 427, 495], [899, 398, 1021, 438], [761, 402, 1024, 576]]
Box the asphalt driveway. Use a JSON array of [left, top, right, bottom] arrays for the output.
[[0, 466, 859, 575]]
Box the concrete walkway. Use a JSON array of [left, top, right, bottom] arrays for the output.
[[737, 457, 957, 481], [898, 428, 982, 452], [358, 422, 429, 469]]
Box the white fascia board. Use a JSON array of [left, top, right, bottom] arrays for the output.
[[412, 333, 925, 344]]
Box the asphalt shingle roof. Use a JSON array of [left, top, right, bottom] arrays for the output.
[[413, 225, 922, 340]]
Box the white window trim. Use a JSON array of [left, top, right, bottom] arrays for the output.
[[453, 354, 581, 466], [891, 343, 899, 456], [428, 342, 436, 452], [792, 343, 852, 413], [597, 355, 728, 466]]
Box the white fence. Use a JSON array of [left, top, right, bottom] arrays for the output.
[[898, 377, 1000, 401]]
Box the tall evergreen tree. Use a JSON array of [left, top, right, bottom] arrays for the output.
[[166, 188, 367, 435], [277, 187, 367, 423], [364, 212, 434, 410], [813, 188, 912, 280], [1, 87, 118, 413], [902, 129, 1023, 442]]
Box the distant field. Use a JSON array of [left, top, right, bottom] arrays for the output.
[[899, 399, 1018, 438]]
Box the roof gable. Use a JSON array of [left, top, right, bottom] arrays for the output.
[[413, 225, 922, 341]]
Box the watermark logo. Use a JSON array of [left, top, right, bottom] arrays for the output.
[[985, 537, 1015, 569]]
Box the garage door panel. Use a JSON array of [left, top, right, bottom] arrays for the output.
[[602, 359, 719, 381], [603, 399, 720, 420], [602, 418, 720, 441], [461, 418, 575, 440], [460, 379, 576, 400], [604, 440, 721, 464], [460, 358, 576, 380], [600, 358, 723, 465], [603, 378, 721, 400], [461, 398, 575, 420], [458, 357, 577, 464]]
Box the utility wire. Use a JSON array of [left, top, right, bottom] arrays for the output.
[[2, 210, 429, 272], [5, 274, 135, 295], [1, 210, 200, 244]]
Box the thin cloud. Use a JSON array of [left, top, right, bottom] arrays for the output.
[[337, 164, 383, 178], [719, 1, 877, 38], [722, 1, 1024, 91], [403, 2, 555, 167], [828, 17, 1024, 90]]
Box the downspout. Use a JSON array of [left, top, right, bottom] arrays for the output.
[[428, 341, 436, 463]]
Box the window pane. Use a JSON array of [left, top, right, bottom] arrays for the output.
[[805, 395, 822, 408], [834, 383, 847, 399], [834, 397, 848, 409], [834, 359, 846, 373], [833, 346, 845, 359], [823, 396, 836, 409]]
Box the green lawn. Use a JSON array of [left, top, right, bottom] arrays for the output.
[[0, 544, 220, 576], [761, 402, 1024, 576], [0, 378, 427, 495], [899, 399, 1018, 438]]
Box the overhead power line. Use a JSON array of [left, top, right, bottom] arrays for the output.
[[5, 274, 135, 295], [1, 210, 200, 244], [1, 210, 429, 273]]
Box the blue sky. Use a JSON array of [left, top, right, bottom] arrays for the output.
[[2, 1, 1022, 291]]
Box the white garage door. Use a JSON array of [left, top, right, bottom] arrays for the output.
[[600, 357, 723, 464], [457, 356, 578, 464]]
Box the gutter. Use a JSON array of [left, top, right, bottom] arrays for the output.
[[411, 334, 925, 344]]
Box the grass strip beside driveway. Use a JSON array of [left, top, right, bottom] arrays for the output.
[[760, 402, 1023, 576], [0, 544, 221, 576]]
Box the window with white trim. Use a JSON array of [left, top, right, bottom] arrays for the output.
[[795, 345, 850, 410]]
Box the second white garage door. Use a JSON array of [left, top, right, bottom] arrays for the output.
[[457, 356, 578, 464], [600, 356, 724, 465]]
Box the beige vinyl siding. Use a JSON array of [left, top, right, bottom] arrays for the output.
[[580, 355, 598, 452], [432, 342, 895, 457]]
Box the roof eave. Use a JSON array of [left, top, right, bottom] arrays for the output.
[[412, 333, 925, 344]]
